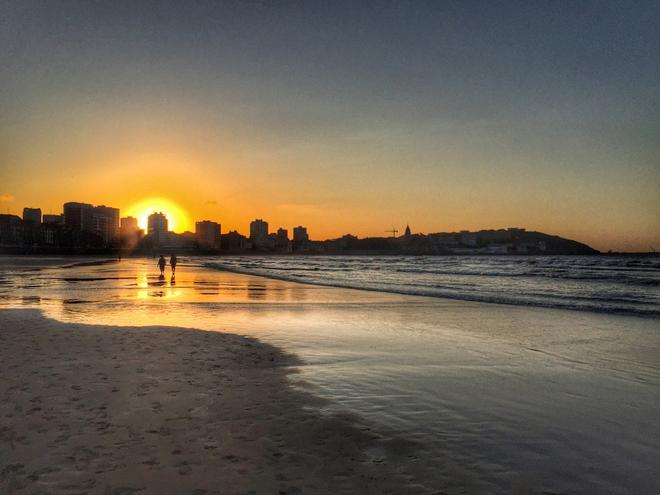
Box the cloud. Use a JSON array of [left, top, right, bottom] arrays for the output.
[[205, 200, 217, 205], [0, 194, 14, 203]]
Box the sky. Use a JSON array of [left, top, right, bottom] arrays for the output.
[[1, 0, 658, 252]]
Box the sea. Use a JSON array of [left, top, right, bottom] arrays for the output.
[[201, 255, 660, 317]]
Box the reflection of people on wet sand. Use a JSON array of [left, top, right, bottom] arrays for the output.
[[158, 255, 166, 277], [170, 254, 178, 275]]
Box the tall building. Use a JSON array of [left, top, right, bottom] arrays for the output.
[[148, 212, 168, 245], [120, 216, 138, 232], [120, 216, 141, 248], [0, 215, 23, 245], [22, 207, 41, 224], [250, 219, 269, 248], [196, 220, 221, 249], [293, 226, 309, 243], [63, 202, 94, 232], [275, 228, 290, 250], [21, 208, 42, 246], [404, 224, 411, 241], [92, 205, 120, 245]]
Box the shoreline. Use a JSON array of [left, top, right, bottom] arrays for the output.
[[2, 254, 657, 319]]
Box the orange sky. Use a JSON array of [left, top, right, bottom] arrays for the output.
[[1, 116, 657, 252]]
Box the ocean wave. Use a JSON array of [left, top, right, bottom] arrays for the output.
[[200, 258, 660, 318]]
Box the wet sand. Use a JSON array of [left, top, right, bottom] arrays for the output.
[[0, 309, 420, 495]]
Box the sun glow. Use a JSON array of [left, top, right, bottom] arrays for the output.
[[124, 197, 192, 233]]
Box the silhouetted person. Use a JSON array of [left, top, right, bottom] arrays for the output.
[[170, 254, 178, 275], [158, 255, 166, 277]]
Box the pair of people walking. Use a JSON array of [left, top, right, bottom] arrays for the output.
[[158, 254, 177, 277]]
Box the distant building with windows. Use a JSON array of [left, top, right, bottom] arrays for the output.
[[120, 216, 141, 249], [250, 219, 269, 248], [195, 220, 221, 249], [0, 215, 23, 245], [293, 226, 309, 243], [22, 207, 41, 224], [64, 202, 94, 232], [120, 216, 138, 232], [92, 205, 120, 245], [148, 212, 168, 245], [62, 202, 119, 246], [274, 228, 290, 250], [21, 208, 42, 246], [39, 213, 65, 247]]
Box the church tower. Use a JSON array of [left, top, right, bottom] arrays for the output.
[[404, 224, 411, 241]]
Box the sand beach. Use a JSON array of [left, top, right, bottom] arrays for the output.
[[0, 308, 422, 494]]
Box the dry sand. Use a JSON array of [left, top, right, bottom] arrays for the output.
[[0, 309, 426, 495]]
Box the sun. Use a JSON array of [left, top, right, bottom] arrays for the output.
[[124, 197, 192, 233]]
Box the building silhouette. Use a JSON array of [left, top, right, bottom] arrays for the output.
[[22, 207, 41, 224], [404, 224, 411, 241], [148, 212, 168, 246], [274, 228, 289, 251], [92, 205, 120, 245], [196, 220, 221, 249], [21, 208, 42, 246], [250, 219, 269, 248], [0, 215, 23, 245], [64, 202, 94, 232], [1, 200, 600, 255], [293, 226, 309, 243], [221, 230, 249, 251], [120, 216, 141, 249], [62, 202, 119, 247], [120, 216, 138, 232]]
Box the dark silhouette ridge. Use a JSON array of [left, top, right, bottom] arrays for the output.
[[1, 209, 605, 256]]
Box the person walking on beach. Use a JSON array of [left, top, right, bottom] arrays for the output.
[[170, 254, 178, 276], [158, 255, 166, 277]]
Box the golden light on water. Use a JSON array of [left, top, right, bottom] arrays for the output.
[[124, 197, 192, 233]]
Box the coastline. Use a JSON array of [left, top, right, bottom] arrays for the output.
[[0, 309, 422, 494]]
